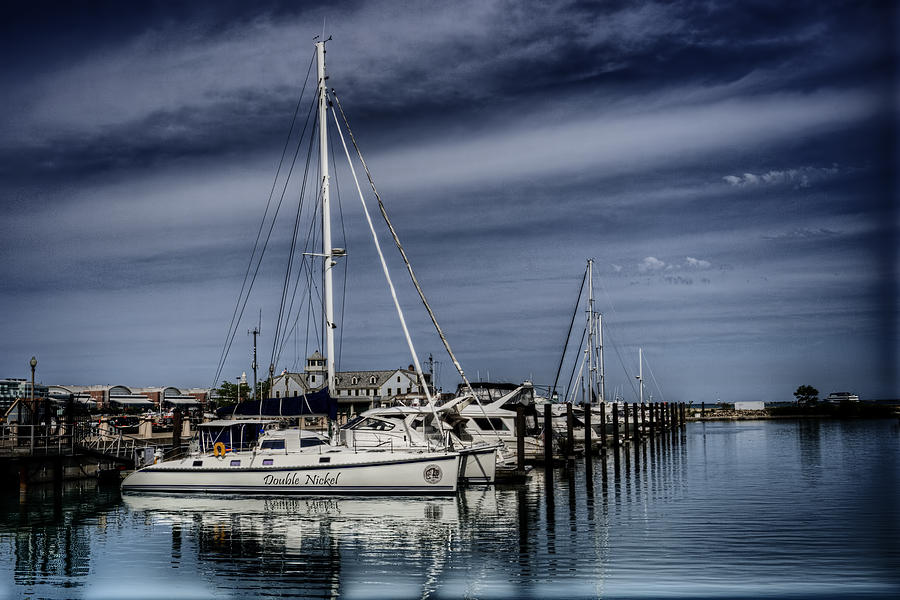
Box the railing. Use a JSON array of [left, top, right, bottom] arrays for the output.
[[76, 423, 156, 460], [0, 421, 157, 461], [0, 423, 78, 457]]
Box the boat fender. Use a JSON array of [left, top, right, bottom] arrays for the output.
[[213, 442, 227, 457]]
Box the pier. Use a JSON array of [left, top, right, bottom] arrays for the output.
[[0, 415, 182, 490]]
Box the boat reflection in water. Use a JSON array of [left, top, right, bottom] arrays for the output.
[[121, 488, 512, 598]]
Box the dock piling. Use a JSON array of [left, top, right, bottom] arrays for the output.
[[612, 403, 620, 447], [544, 403, 553, 468], [633, 403, 640, 443], [515, 405, 526, 474]]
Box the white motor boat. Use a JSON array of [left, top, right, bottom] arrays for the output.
[[122, 420, 459, 495], [453, 382, 545, 461], [341, 403, 500, 484]]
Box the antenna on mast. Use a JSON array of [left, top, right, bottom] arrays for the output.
[[249, 322, 260, 402]]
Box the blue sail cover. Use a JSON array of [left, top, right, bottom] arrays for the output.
[[216, 388, 337, 419]]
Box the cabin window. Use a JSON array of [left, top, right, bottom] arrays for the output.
[[472, 417, 508, 431], [262, 459, 274, 466], [352, 418, 394, 431], [260, 439, 286, 450], [230, 460, 241, 467], [319, 457, 331, 463], [192, 460, 203, 467], [300, 437, 327, 448]]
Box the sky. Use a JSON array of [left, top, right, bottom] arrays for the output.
[[1, 0, 896, 402]]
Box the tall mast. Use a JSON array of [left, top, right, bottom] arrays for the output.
[[316, 40, 336, 395], [638, 347, 644, 404], [598, 312, 606, 403], [587, 259, 594, 404], [250, 325, 259, 401]]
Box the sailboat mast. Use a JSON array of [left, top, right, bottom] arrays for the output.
[[638, 347, 644, 404], [587, 259, 594, 404], [598, 312, 606, 403], [316, 41, 336, 394]]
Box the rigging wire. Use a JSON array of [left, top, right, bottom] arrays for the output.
[[330, 89, 507, 446], [329, 122, 350, 372], [562, 324, 587, 404], [212, 50, 316, 390], [550, 269, 588, 401], [271, 105, 319, 369]]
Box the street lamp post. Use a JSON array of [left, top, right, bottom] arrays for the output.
[[29, 356, 37, 452]]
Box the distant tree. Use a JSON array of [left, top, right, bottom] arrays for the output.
[[214, 381, 250, 408], [213, 379, 270, 408], [793, 385, 819, 407]]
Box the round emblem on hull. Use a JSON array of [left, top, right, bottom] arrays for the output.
[[423, 464, 443, 484]]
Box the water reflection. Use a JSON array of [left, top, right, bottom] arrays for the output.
[[3, 421, 898, 599]]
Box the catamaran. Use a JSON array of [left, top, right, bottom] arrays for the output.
[[123, 39, 461, 495]]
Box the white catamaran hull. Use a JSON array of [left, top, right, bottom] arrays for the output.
[[122, 449, 460, 495]]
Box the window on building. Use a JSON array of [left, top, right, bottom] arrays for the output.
[[397, 376, 401, 382], [387, 388, 391, 396], [351, 377, 359, 385], [369, 376, 377, 384], [276, 391, 280, 398]]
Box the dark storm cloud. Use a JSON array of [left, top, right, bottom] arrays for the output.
[[0, 0, 895, 397]]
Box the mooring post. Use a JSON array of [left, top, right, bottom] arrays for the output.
[[648, 401, 655, 435], [584, 403, 593, 460], [515, 404, 526, 474], [544, 403, 553, 467], [623, 401, 630, 441], [612, 403, 620, 447], [172, 408, 183, 458], [599, 402, 607, 449], [566, 402, 575, 459], [701, 401, 705, 417], [641, 403, 647, 438], [633, 402, 640, 443], [19, 464, 28, 495], [681, 403, 686, 428]]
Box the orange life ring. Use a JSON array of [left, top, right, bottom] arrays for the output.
[[213, 442, 227, 457]]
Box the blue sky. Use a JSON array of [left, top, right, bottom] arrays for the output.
[[1, 1, 896, 402]]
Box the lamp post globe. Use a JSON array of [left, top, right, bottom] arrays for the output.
[[29, 356, 37, 405]]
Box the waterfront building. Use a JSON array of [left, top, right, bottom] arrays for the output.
[[270, 352, 431, 417], [48, 384, 206, 412], [0, 378, 49, 414]]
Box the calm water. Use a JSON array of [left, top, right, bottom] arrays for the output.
[[2, 419, 898, 599]]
